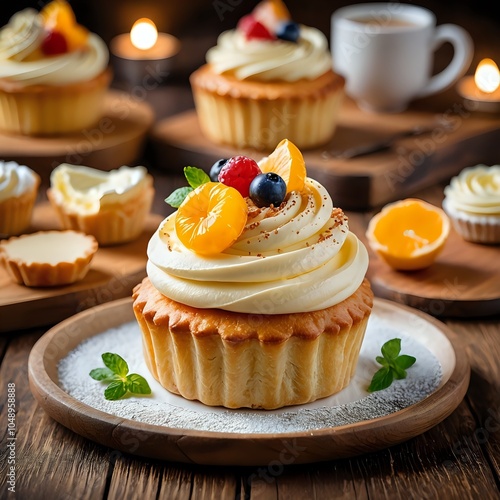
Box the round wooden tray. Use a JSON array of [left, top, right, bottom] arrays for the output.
[[28, 297, 470, 466], [0, 90, 154, 182], [368, 226, 500, 318]]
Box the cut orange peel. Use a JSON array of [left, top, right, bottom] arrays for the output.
[[366, 198, 450, 271]]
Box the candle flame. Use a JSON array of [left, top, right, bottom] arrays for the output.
[[130, 18, 158, 50], [474, 58, 500, 93]]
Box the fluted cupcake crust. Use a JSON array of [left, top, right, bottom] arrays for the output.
[[190, 65, 345, 151], [133, 277, 373, 410]]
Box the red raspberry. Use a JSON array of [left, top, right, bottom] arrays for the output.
[[218, 156, 262, 197], [237, 14, 275, 41], [41, 30, 68, 56]]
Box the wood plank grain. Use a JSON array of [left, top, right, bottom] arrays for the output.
[[446, 318, 500, 481], [0, 330, 111, 500]]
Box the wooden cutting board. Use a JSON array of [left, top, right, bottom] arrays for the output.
[[0, 204, 163, 332], [366, 226, 500, 318], [150, 92, 500, 210]]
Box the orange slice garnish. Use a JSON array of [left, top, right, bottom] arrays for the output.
[[366, 198, 450, 271], [175, 182, 247, 255], [258, 139, 306, 193]]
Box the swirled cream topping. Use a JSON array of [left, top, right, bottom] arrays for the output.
[[148, 178, 369, 314], [49, 164, 149, 215], [206, 25, 332, 82], [0, 161, 38, 201], [444, 165, 500, 215], [0, 7, 109, 86]]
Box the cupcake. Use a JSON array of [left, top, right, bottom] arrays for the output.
[[442, 164, 500, 244], [0, 230, 98, 287], [133, 141, 373, 410], [47, 163, 154, 246], [189, 0, 345, 151], [0, 1, 111, 136], [0, 160, 40, 235]]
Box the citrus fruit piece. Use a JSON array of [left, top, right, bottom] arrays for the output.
[[175, 182, 247, 255], [258, 139, 306, 193], [366, 198, 450, 271]]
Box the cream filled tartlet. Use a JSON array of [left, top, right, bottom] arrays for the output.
[[189, 0, 344, 150], [0, 0, 111, 135], [442, 164, 500, 244], [47, 163, 154, 246], [0, 160, 40, 235], [133, 140, 373, 410]]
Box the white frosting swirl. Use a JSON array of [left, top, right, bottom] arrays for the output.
[[148, 178, 369, 314], [0, 9, 44, 61], [443, 165, 500, 216], [49, 164, 149, 215], [206, 25, 332, 82], [0, 30, 109, 85], [0, 161, 38, 201]]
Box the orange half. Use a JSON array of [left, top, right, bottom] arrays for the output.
[[366, 198, 450, 271]]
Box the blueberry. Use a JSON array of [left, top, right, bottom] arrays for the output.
[[209, 158, 229, 182], [249, 173, 287, 208], [276, 21, 300, 43]]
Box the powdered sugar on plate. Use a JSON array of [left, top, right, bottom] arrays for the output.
[[58, 311, 444, 434]]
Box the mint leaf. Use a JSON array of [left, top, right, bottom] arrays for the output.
[[89, 367, 117, 381], [165, 186, 193, 208], [394, 354, 416, 370], [368, 367, 394, 392], [102, 352, 128, 377], [184, 166, 210, 188], [90, 353, 153, 401], [368, 338, 417, 392], [381, 338, 401, 360], [104, 380, 128, 400], [126, 373, 152, 395]]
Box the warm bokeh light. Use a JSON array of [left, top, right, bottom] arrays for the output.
[[474, 58, 500, 93], [130, 18, 158, 50]]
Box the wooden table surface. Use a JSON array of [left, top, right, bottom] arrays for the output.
[[2, 4, 500, 491]]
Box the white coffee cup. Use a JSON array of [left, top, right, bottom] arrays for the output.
[[331, 3, 474, 113]]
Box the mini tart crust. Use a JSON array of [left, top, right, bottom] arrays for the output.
[[0, 230, 98, 287], [189, 64, 345, 150], [133, 277, 373, 410], [0, 68, 112, 136], [0, 172, 40, 235], [47, 175, 154, 246]]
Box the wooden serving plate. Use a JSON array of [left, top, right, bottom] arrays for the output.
[[0, 90, 155, 185], [150, 94, 500, 210], [28, 297, 470, 466], [0, 204, 163, 332], [367, 226, 500, 318]]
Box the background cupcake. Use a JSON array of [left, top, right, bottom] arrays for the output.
[[189, 0, 344, 151], [47, 163, 154, 246], [0, 160, 40, 236], [0, 0, 111, 136], [442, 164, 500, 244]]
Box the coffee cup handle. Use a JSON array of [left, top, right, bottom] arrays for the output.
[[417, 24, 474, 98]]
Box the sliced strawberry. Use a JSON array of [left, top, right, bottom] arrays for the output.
[[237, 14, 276, 41], [41, 30, 68, 56]]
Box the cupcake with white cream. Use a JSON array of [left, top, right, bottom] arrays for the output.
[[47, 164, 154, 245], [189, 0, 344, 150], [442, 164, 500, 244], [0, 161, 40, 235], [0, 1, 111, 135]]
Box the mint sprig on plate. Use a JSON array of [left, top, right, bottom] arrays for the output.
[[89, 352, 152, 400], [368, 338, 416, 392], [165, 166, 210, 208]]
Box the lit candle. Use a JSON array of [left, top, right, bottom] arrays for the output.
[[110, 19, 181, 85], [457, 58, 500, 112]]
